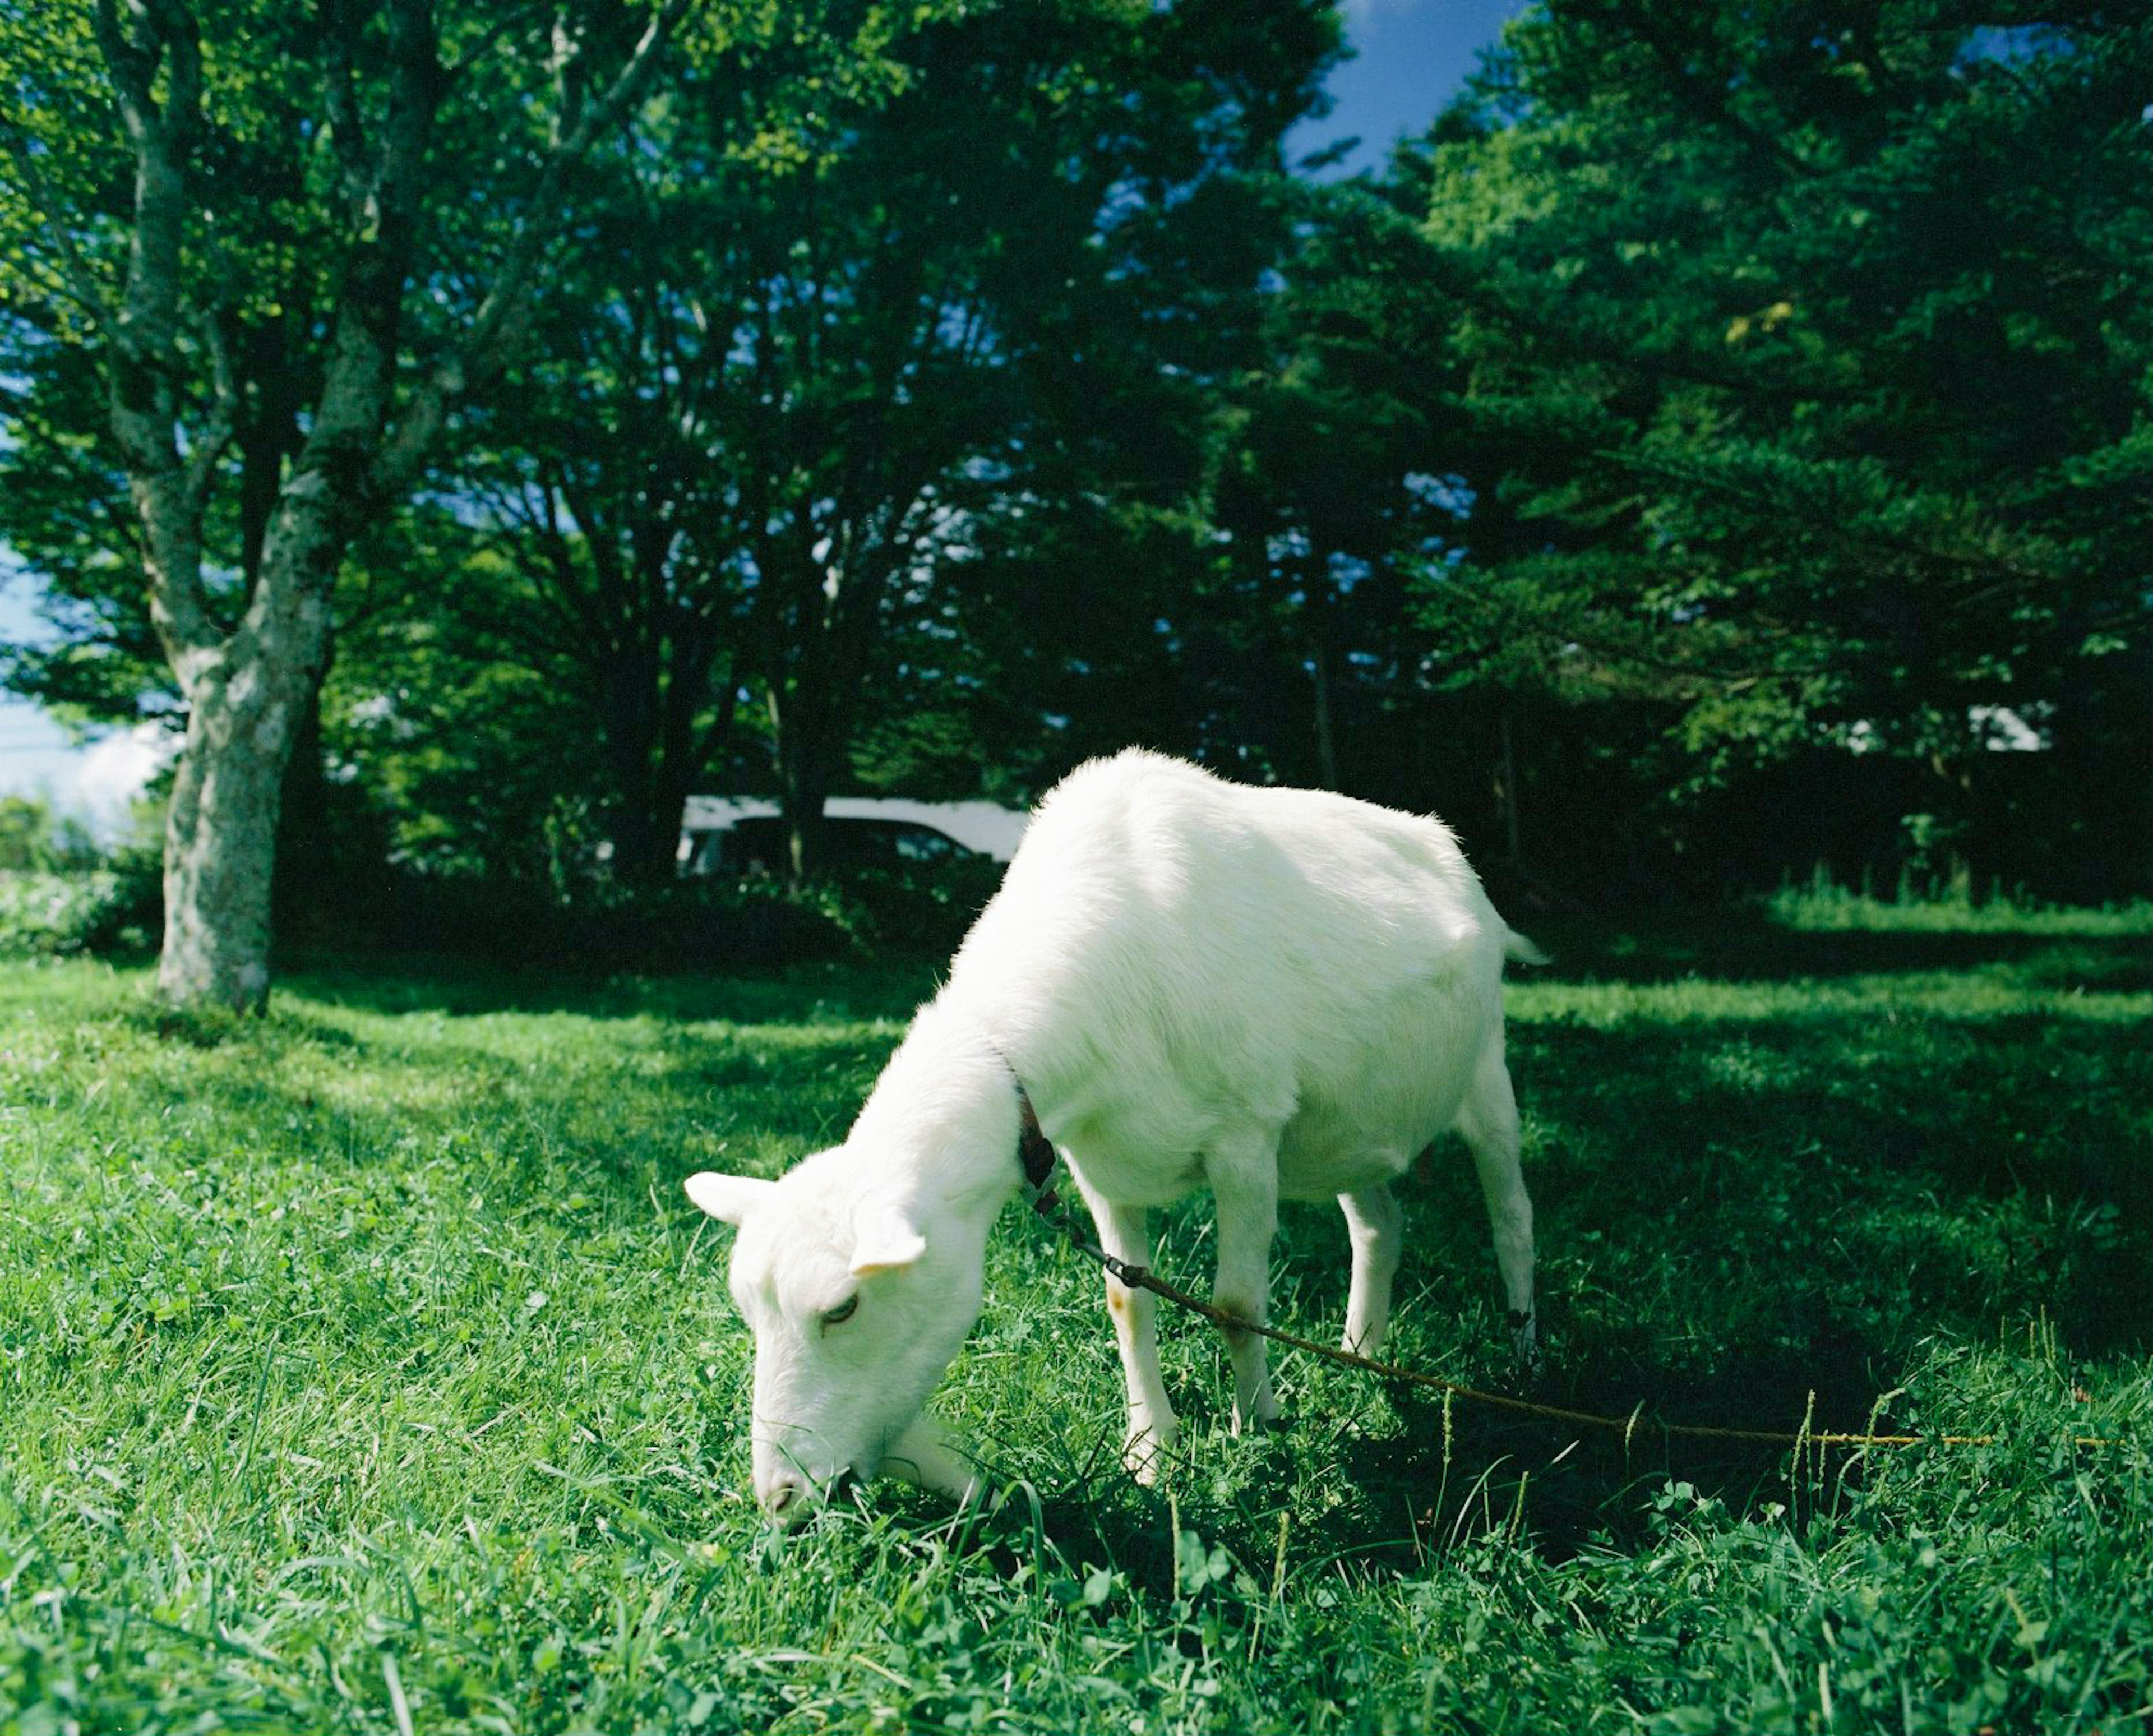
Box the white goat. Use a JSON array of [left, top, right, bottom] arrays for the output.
[[686, 749, 1538, 1521]]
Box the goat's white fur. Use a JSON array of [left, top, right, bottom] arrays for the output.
[[687, 750, 1538, 1521]]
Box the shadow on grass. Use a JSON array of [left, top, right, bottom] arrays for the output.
[[958, 1384, 1822, 1598], [277, 948, 942, 1025], [267, 920, 2147, 1581], [1508, 1012, 2151, 1352], [1025, 975, 2152, 1584], [281, 908, 2152, 1016]]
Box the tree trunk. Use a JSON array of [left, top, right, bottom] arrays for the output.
[[1310, 636, 1339, 792], [609, 811, 677, 889], [1496, 702, 1522, 865], [156, 636, 321, 1009], [1302, 560, 1341, 791], [594, 615, 735, 889], [272, 677, 334, 928], [770, 686, 833, 884], [761, 557, 862, 887], [608, 780, 695, 889], [598, 646, 673, 889]]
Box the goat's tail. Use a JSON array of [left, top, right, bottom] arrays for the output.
[[1502, 928, 1550, 968]]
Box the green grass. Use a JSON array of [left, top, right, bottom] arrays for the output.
[[3, 908, 2150, 1734]]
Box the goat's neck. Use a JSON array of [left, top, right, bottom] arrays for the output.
[[844, 999, 1025, 1218]]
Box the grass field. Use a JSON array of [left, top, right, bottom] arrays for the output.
[[3, 903, 2150, 1734]]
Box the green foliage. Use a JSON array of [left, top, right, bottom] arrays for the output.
[[321, 531, 607, 889], [1, 916, 2149, 1730], [0, 865, 158, 957], [0, 795, 99, 874], [400, 0, 1339, 880], [0, 802, 159, 955], [320, 870, 872, 971], [1409, 0, 2153, 884], [4, 0, 2148, 949], [1764, 879, 2153, 937]]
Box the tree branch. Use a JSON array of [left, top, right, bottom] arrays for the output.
[[372, 0, 694, 497], [1584, 0, 1813, 182], [317, 0, 380, 216], [0, 121, 118, 327], [183, 310, 240, 510], [94, 0, 224, 672]]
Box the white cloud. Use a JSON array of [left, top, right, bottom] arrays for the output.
[[70, 723, 178, 834]]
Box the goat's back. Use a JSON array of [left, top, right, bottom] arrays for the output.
[[943, 752, 1513, 1185]]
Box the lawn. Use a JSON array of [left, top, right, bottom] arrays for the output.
[[3, 905, 2150, 1734]]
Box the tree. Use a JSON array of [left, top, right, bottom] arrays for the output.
[[1203, 177, 1471, 795], [1412, 0, 2153, 894], [0, 796, 101, 874], [0, 0, 698, 1006], [428, 0, 1339, 882]]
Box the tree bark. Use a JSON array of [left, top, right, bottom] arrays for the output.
[[769, 680, 834, 884], [1308, 592, 1340, 792], [620, 673, 732, 889], [158, 638, 320, 1008], [764, 547, 896, 885], [588, 576, 737, 889], [756, 543, 862, 887], [156, 401, 346, 1004], [1496, 701, 1523, 865]]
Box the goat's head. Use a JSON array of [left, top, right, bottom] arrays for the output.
[[685, 1153, 986, 1525]]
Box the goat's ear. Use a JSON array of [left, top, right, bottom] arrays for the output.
[[849, 1202, 927, 1277], [684, 1171, 775, 1226]]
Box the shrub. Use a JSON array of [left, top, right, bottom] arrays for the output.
[[311, 869, 869, 970], [0, 858, 160, 958], [839, 854, 1005, 953]]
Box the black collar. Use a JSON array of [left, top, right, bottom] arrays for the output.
[[990, 1041, 1057, 1196], [1014, 1078, 1057, 1194]]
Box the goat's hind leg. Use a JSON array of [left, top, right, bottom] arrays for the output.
[[1457, 1047, 1537, 1361], [1339, 1181, 1404, 1355]]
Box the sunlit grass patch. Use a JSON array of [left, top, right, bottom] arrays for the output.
[[1763, 883, 2153, 936]]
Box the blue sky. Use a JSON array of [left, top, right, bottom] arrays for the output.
[[0, 0, 1530, 812], [1291, 0, 1530, 176], [0, 559, 78, 807]]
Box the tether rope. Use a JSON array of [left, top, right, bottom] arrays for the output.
[[1031, 1189, 2125, 1453]]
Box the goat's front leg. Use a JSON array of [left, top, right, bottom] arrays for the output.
[[1077, 1182, 1180, 1484], [881, 1415, 984, 1508], [1207, 1133, 1281, 1433]]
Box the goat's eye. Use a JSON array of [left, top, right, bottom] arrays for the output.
[[820, 1295, 860, 1328]]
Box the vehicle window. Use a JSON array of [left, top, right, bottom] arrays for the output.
[[699, 815, 976, 872], [894, 827, 959, 862]]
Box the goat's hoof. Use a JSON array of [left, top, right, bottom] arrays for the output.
[[1123, 1426, 1176, 1485]]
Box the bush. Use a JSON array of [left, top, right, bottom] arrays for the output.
[[310, 869, 870, 970], [839, 855, 1005, 953], [291, 850, 1008, 971], [0, 858, 161, 958]]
